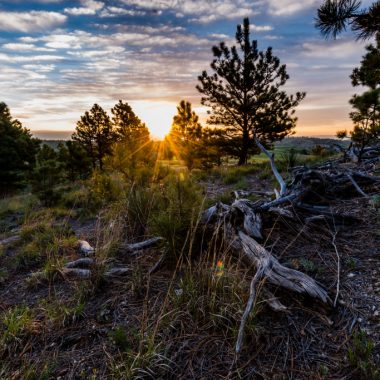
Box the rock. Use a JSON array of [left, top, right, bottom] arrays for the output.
[[347, 272, 355, 278]]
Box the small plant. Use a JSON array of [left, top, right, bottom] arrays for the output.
[[300, 258, 317, 273], [0, 305, 33, 349], [279, 147, 299, 173], [109, 325, 129, 351], [150, 174, 203, 262], [370, 195, 380, 210], [39, 297, 86, 328], [346, 257, 357, 271], [0, 268, 9, 283], [347, 330, 378, 379], [16, 211, 75, 269]]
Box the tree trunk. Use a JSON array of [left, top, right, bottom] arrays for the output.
[[238, 129, 249, 165]]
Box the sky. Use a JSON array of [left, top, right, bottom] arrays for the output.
[[0, 0, 374, 139]]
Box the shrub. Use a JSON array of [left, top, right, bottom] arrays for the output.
[[149, 174, 203, 262]]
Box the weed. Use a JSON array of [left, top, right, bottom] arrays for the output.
[[279, 148, 299, 173], [39, 297, 86, 328], [234, 178, 248, 190], [0, 268, 8, 283], [109, 325, 130, 351], [150, 175, 203, 262], [347, 330, 379, 379], [169, 261, 252, 338], [108, 335, 170, 379], [370, 195, 380, 210], [346, 257, 358, 271], [300, 258, 317, 273], [16, 210, 75, 269], [0, 305, 34, 350]]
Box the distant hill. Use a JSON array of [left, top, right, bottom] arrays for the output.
[[276, 136, 350, 151]]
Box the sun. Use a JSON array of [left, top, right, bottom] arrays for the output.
[[130, 101, 177, 140]]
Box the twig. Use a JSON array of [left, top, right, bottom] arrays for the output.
[[331, 230, 340, 308]]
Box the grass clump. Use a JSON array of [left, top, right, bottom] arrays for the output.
[[14, 209, 76, 271], [0, 305, 35, 351], [149, 174, 203, 262], [347, 330, 379, 379]]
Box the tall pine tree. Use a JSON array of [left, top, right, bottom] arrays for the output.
[[110, 100, 153, 180], [73, 104, 115, 171], [197, 18, 305, 165], [169, 100, 202, 170]]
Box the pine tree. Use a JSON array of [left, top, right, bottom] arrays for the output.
[[349, 89, 380, 159], [169, 100, 202, 170], [30, 144, 64, 206], [0, 102, 40, 192], [197, 18, 305, 165], [338, 37, 380, 160], [57, 140, 92, 180], [73, 104, 115, 171], [110, 100, 153, 181], [316, 0, 380, 40], [351, 34, 380, 89]]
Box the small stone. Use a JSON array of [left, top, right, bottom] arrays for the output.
[[358, 317, 363, 323], [374, 311, 379, 317], [347, 273, 355, 278]]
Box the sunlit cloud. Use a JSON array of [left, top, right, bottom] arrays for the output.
[[0, 11, 66, 32], [267, 0, 319, 16], [3, 43, 55, 52], [64, 0, 104, 16]]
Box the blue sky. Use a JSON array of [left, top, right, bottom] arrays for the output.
[[0, 0, 373, 139]]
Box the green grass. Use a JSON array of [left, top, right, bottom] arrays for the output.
[[0, 305, 33, 348]]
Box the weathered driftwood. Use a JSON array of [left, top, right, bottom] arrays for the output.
[[199, 153, 380, 354], [121, 236, 164, 252], [78, 240, 95, 256], [0, 235, 21, 246], [105, 267, 130, 277], [254, 134, 286, 198], [65, 258, 94, 269], [62, 267, 92, 278]]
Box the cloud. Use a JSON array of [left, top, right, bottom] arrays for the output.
[[301, 40, 365, 59], [0, 53, 65, 63], [0, 11, 67, 32], [267, 0, 318, 16], [99, 6, 146, 17], [120, 0, 260, 23], [3, 43, 55, 52], [22, 64, 56, 72], [64, 0, 104, 16], [251, 24, 273, 32]]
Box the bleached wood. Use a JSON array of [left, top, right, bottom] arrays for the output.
[[78, 240, 95, 256]]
